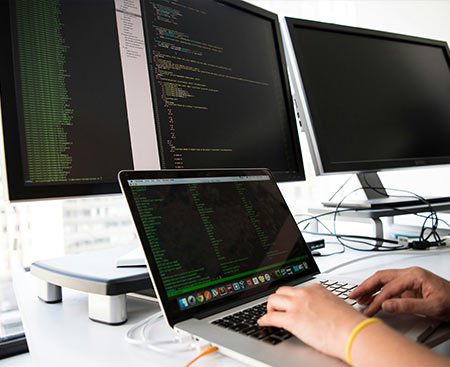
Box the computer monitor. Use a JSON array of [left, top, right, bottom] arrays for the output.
[[0, 0, 305, 202], [283, 18, 450, 207]]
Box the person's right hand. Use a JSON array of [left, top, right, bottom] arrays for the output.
[[349, 267, 450, 320]]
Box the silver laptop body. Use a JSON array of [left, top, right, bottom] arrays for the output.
[[119, 169, 431, 367]]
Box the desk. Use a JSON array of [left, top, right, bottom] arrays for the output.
[[14, 247, 450, 367]]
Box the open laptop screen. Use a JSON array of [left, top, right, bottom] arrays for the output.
[[120, 169, 319, 326]]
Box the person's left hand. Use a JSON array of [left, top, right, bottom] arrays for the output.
[[258, 284, 366, 361]]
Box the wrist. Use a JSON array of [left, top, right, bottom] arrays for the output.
[[345, 318, 380, 365], [335, 313, 367, 361]]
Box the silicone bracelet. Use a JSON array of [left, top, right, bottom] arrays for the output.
[[345, 318, 380, 366]]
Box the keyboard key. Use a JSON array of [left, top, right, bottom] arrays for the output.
[[251, 329, 270, 340], [262, 336, 282, 345], [230, 323, 248, 332], [273, 330, 292, 340], [240, 326, 260, 335], [343, 284, 357, 290]]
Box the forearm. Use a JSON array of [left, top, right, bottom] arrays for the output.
[[351, 321, 450, 367]]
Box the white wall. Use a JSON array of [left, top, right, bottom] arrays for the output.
[[247, 1, 450, 42], [246, 0, 450, 214]]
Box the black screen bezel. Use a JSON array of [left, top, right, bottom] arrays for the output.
[[119, 168, 319, 327], [286, 17, 450, 174]]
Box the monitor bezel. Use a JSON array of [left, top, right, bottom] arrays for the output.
[[284, 17, 450, 175], [118, 168, 319, 328]]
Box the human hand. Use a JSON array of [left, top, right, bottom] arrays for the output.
[[258, 284, 366, 361], [349, 267, 450, 321]]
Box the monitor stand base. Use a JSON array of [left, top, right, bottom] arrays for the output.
[[321, 196, 450, 209], [322, 172, 450, 209]]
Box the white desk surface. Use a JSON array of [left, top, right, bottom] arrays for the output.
[[14, 246, 450, 367]]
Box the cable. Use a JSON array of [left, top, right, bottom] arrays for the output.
[[312, 242, 345, 257], [125, 312, 196, 354], [185, 345, 219, 367], [296, 207, 450, 230], [298, 209, 450, 247], [296, 208, 358, 225], [327, 174, 353, 202], [359, 174, 441, 244], [296, 183, 449, 252], [297, 210, 408, 247], [331, 183, 445, 250], [297, 213, 398, 246], [298, 212, 406, 251], [303, 231, 403, 247], [322, 173, 449, 245]]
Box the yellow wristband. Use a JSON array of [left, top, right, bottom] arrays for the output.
[[345, 318, 380, 366]]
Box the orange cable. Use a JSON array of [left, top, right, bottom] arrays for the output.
[[185, 345, 219, 367]]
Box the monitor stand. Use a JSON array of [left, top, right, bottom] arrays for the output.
[[322, 172, 450, 209]]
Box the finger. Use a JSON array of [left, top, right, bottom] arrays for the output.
[[356, 294, 375, 306], [382, 298, 427, 315], [258, 311, 291, 329], [400, 290, 417, 299], [266, 294, 292, 313], [349, 269, 400, 299], [363, 276, 416, 316]]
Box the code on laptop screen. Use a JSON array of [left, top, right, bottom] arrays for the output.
[[127, 175, 313, 311]]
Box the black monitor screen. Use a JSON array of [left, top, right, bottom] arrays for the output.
[[141, 0, 303, 177], [0, 0, 304, 201], [1, 0, 135, 199], [286, 19, 450, 173]]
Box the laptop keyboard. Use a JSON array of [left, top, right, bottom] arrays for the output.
[[320, 280, 358, 306], [212, 301, 291, 345], [211, 280, 358, 345]]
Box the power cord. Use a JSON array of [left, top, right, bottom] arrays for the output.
[[125, 311, 196, 354], [185, 345, 219, 367]]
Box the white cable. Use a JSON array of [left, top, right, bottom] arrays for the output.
[[125, 312, 162, 345], [125, 311, 196, 354], [323, 246, 450, 274]]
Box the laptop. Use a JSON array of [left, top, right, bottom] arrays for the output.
[[119, 168, 432, 367]]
